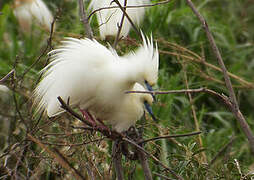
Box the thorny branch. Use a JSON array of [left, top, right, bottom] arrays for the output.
[[185, 0, 254, 154]]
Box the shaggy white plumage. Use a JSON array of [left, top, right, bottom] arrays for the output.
[[14, 0, 53, 32], [33, 35, 158, 132], [89, 0, 149, 39]]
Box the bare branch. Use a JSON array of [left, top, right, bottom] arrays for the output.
[[0, 69, 15, 84], [153, 172, 174, 180], [88, 0, 173, 20], [210, 136, 235, 165], [78, 0, 93, 39], [123, 137, 184, 180], [27, 134, 85, 180], [139, 131, 202, 144], [112, 141, 124, 180], [113, 0, 141, 39], [185, 0, 254, 154], [57, 96, 124, 140], [113, 0, 127, 48]]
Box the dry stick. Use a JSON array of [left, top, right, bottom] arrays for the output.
[[20, 12, 57, 82], [181, 60, 207, 163], [113, 0, 127, 48], [88, 0, 173, 20], [140, 131, 201, 144], [113, 0, 142, 39], [57, 96, 124, 140], [57, 97, 182, 179], [137, 144, 153, 180], [78, 0, 93, 39], [159, 50, 254, 89], [185, 0, 254, 154], [112, 141, 124, 180], [153, 172, 174, 180], [123, 137, 184, 180], [0, 69, 15, 83], [27, 134, 85, 180], [210, 136, 235, 166]]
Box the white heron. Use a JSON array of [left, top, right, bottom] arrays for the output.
[[33, 35, 158, 132], [89, 0, 149, 39], [13, 0, 54, 33]]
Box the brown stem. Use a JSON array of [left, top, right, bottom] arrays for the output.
[[123, 137, 184, 180], [112, 141, 124, 180], [185, 0, 254, 154], [113, 0, 141, 39], [139, 131, 201, 144], [78, 0, 93, 39], [88, 0, 173, 20], [113, 0, 127, 48]]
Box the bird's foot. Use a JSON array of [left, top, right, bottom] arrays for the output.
[[79, 109, 97, 127]]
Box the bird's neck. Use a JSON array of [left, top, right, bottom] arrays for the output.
[[116, 59, 144, 90]]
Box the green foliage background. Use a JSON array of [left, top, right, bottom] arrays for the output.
[[0, 0, 254, 179]]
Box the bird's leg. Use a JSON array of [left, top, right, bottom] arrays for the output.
[[96, 118, 111, 133], [79, 108, 97, 127], [79, 109, 110, 133]]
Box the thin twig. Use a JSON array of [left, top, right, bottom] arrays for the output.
[[78, 0, 93, 39], [0, 69, 15, 84], [181, 59, 207, 163], [19, 12, 57, 82], [153, 172, 174, 180], [113, 0, 141, 39], [139, 131, 201, 144], [123, 137, 184, 180], [210, 136, 235, 165], [113, 0, 127, 48], [186, 0, 254, 154], [159, 49, 254, 89], [27, 134, 85, 180], [88, 0, 173, 20]]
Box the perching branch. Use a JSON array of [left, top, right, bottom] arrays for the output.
[[57, 96, 123, 140], [185, 0, 254, 154], [78, 0, 93, 39]]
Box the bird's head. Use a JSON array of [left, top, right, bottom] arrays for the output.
[[133, 83, 156, 121], [134, 34, 159, 96]]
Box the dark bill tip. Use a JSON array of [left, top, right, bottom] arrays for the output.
[[144, 101, 157, 122], [145, 81, 156, 101]]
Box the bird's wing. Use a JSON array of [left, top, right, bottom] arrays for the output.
[[33, 38, 117, 117]]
